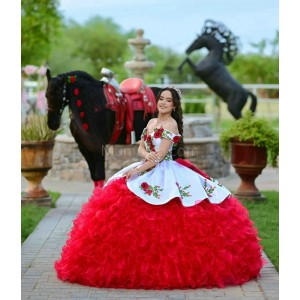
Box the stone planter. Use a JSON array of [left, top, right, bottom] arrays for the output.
[[231, 139, 267, 200], [21, 140, 55, 206]]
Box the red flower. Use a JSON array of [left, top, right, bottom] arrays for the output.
[[141, 182, 149, 190], [76, 99, 82, 107], [146, 136, 152, 143], [146, 189, 152, 196], [154, 130, 162, 138], [79, 111, 85, 118], [82, 123, 88, 130], [173, 136, 181, 144], [70, 75, 76, 83], [74, 88, 80, 96], [143, 134, 147, 141]]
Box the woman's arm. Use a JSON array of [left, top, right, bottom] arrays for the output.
[[125, 138, 172, 179], [137, 140, 160, 163]]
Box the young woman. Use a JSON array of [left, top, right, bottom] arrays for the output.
[[55, 87, 265, 289]]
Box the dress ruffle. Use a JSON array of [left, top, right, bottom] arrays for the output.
[[55, 177, 265, 289]]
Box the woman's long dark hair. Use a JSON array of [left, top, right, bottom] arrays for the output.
[[156, 87, 185, 159]]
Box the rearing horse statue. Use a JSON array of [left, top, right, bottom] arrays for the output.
[[178, 19, 257, 119]]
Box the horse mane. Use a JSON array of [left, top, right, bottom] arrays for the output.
[[57, 70, 108, 152], [202, 19, 240, 65], [58, 70, 98, 82]]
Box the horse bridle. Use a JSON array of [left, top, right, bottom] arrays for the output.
[[47, 82, 69, 117]]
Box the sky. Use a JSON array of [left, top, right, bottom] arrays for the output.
[[59, 0, 279, 55]]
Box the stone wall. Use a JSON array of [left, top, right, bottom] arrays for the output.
[[48, 134, 230, 182], [183, 137, 230, 178], [48, 135, 91, 182]]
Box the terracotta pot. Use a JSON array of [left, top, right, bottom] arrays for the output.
[[21, 140, 54, 206], [230, 139, 267, 200]]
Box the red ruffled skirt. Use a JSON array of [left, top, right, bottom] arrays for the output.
[[55, 177, 265, 289]]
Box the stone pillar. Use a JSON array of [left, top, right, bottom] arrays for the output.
[[124, 29, 155, 79]]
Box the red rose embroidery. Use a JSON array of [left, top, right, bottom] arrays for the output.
[[82, 123, 88, 130], [154, 132, 160, 138], [173, 136, 181, 144], [143, 134, 147, 141], [154, 128, 163, 138], [140, 182, 163, 198], [79, 111, 85, 118], [74, 88, 79, 96], [76, 99, 82, 107], [141, 182, 149, 190]]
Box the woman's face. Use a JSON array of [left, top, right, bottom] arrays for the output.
[[157, 90, 175, 114]]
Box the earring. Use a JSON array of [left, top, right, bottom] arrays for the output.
[[173, 108, 176, 112]]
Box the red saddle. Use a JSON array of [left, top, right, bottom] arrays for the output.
[[103, 78, 157, 144]]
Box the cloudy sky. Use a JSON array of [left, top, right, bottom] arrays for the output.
[[59, 0, 279, 55]]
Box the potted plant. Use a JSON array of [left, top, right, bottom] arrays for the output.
[[21, 113, 60, 206], [220, 110, 279, 200]]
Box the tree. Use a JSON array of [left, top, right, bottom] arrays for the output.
[[48, 17, 131, 79], [144, 46, 203, 84], [228, 54, 278, 84], [21, 0, 62, 66]]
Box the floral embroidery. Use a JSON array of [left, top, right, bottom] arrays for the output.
[[161, 129, 173, 141], [141, 128, 147, 140], [146, 135, 155, 152], [172, 135, 181, 145], [203, 179, 216, 198], [140, 127, 181, 161], [164, 153, 172, 161], [153, 127, 164, 138], [176, 182, 191, 197], [140, 182, 163, 199], [210, 177, 224, 187]]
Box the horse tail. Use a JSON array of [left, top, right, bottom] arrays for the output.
[[248, 91, 257, 113]]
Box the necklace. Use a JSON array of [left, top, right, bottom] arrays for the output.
[[156, 117, 169, 126]]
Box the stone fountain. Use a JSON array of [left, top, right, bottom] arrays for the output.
[[124, 29, 155, 79]]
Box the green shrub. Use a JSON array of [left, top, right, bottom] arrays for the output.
[[220, 110, 279, 167]]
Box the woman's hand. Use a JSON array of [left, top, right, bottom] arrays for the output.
[[145, 151, 160, 163], [125, 167, 140, 180]]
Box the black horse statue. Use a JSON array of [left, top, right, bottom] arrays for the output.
[[46, 68, 161, 187], [178, 19, 257, 119]]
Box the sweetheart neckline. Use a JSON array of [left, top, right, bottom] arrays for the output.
[[145, 127, 181, 136]]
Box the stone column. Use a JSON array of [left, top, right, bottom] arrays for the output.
[[124, 29, 155, 79]]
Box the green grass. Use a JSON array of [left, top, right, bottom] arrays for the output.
[[241, 191, 279, 271], [21, 191, 61, 243]]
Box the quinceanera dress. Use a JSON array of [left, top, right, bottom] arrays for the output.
[[55, 127, 265, 289]]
